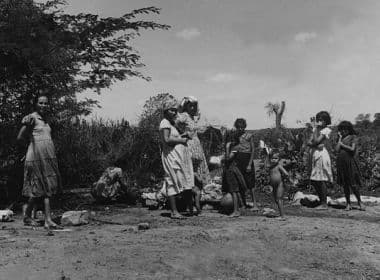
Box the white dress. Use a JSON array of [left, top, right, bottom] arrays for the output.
[[159, 119, 194, 196], [310, 127, 333, 182]]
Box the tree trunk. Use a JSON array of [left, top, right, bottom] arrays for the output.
[[275, 101, 285, 130]]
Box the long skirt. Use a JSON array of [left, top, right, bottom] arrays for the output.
[[235, 152, 256, 189], [22, 139, 61, 198]]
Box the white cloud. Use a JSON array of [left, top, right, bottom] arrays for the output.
[[176, 28, 201, 40], [294, 32, 317, 43], [206, 73, 240, 83]]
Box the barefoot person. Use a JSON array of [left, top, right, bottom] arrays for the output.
[[228, 118, 258, 210], [176, 96, 210, 215], [17, 95, 62, 229], [307, 111, 333, 210], [269, 153, 291, 219], [336, 121, 365, 211], [222, 135, 247, 217], [159, 99, 194, 219]]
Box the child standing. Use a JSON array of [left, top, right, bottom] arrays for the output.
[[336, 121, 365, 211], [307, 111, 333, 210], [269, 153, 290, 219]]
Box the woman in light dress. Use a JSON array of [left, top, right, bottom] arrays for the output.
[[176, 96, 210, 215], [159, 99, 194, 219], [17, 95, 62, 229], [307, 111, 333, 210]]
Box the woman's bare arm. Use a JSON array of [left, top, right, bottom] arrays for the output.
[[247, 136, 255, 170], [161, 128, 187, 145], [17, 125, 30, 144]]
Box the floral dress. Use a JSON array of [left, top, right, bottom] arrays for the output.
[[175, 112, 210, 188], [310, 127, 333, 182], [22, 112, 61, 198], [159, 118, 194, 196]]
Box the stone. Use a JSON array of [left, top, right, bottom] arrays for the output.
[[137, 223, 150, 230], [0, 210, 14, 222], [61, 210, 89, 226], [91, 167, 125, 201]]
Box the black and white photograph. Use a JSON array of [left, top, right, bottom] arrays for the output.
[[1, 0, 380, 279]]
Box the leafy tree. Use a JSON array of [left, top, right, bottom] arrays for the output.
[[0, 0, 170, 125], [265, 101, 286, 130]]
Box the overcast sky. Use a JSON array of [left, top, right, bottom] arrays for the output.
[[65, 0, 380, 129]]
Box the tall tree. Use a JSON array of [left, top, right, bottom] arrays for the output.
[[0, 0, 170, 124], [265, 101, 286, 130]]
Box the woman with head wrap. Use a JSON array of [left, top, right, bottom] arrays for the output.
[[159, 98, 194, 219], [176, 96, 210, 215]]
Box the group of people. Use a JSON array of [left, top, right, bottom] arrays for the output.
[[18, 94, 365, 227], [159, 97, 365, 220]]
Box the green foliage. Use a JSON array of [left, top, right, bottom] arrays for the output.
[[0, 0, 170, 125]]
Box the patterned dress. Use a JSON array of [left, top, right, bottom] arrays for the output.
[[22, 112, 61, 198], [175, 112, 210, 188], [159, 118, 194, 196], [310, 127, 333, 182]]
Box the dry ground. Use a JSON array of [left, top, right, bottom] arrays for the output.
[[1, 202, 380, 280]]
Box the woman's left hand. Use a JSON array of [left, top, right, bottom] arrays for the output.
[[246, 164, 252, 172]]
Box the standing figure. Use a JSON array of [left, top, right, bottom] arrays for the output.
[[17, 95, 62, 229], [307, 111, 333, 210], [159, 99, 194, 219], [268, 153, 291, 219], [176, 96, 210, 215], [336, 121, 365, 211], [228, 118, 258, 210], [222, 134, 247, 217]]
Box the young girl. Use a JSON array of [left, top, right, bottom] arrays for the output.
[[307, 111, 333, 210], [159, 99, 194, 219], [336, 121, 364, 211], [269, 153, 290, 219], [17, 95, 62, 229]]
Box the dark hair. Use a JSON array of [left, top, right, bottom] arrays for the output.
[[163, 108, 177, 123], [234, 118, 247, 129], [316, 111, 331, 125], [33, 94, 49, 110], [337, 120, 356, 135]]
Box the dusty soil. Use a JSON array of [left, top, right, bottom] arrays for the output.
[[1, 202, 380, 280]]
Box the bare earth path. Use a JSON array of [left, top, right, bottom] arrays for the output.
[[1, 204, 380, 280]]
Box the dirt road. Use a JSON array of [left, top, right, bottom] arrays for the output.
[[1, 204, 380, 280]]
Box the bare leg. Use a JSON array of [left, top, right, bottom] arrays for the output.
[[183, 189, 194, 215], [343, 184, 352, 211], [249, 188, 259, 210], [44, 197, 60, 228], [168, 195, 184, 219], [274, 182, 285, 217], [314, 181, 328, 210], [193, 186, 202, 215], [24, 197, 38, 226], [229, 192, 241, 217], [351, 185, 365, 210]]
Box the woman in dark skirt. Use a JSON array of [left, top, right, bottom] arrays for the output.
[[336, 121, 364, 211], [227, 118, 258, 210]]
